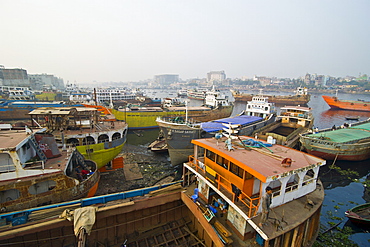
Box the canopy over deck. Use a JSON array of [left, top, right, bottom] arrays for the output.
[[201, 115, 262, 132]]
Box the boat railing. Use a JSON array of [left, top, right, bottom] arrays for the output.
[[188, 155, 260, 217], [23, 160, 45, 170]]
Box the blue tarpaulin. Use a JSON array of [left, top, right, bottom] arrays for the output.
[[201, 115, 262, 132]]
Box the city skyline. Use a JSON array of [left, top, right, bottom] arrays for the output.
[[1, 1, 369, 85]]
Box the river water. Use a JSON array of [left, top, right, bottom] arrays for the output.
[[127, 89, 370, 246]]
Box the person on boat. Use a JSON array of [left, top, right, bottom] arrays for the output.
[[332, 125, 336, 130], [81, 169, 89, 179], [259, 186, 273, 227]]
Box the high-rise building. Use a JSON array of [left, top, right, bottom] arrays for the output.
[[154, 74, 179, 86], [29, 74, 64, 90], [207, 71, 226, 85], [0, 67, 29, 87]]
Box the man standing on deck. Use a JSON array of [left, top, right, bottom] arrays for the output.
[[259, 186, 272, 227]]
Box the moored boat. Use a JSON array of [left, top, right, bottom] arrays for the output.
[[322, 95, 370, 112], [345, 203, 370, 227], [232, 87, 310, 106], [253, 105, 314, 148], [187, 88, 207, 100], [182, 133, 326, 245], [28, 105, 128, 169], [299, 118, 370, 161], [204, 85, 230, 108], [110, 103, 233, 130], [0, 128, 99, 213], [157, 95, 276, 166]]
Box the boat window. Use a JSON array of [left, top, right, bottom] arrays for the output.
[[112, 132, 121, 141], [67, 138, 79, 147], [28, 180, 57, 195], [245, 171, 253, 180], [98, 134, 109, 143], [216, 155, 228, 169], [82, 136, 95, 145], [0, 153, 16, 173], [230, 162, 244, 178], [206, 150, 216, 162], [0, 189, 20, 203], [303, 169, 315, 186], [285, 174, 299, 193]]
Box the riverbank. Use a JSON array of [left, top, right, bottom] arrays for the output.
[[95, 144, 178, 196]]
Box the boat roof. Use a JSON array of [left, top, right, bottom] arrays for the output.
[[0, 130, 29, 149], [192, 136, 325, 183], [306, 122, 370, 143], [28, 107, 97, 115], [201, 115, 262, 132], [280, 106, 311, 111]]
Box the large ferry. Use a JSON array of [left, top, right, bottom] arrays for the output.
[[232, 87, 310, 106], [0, 128, 99, 213], [157, 95, 276, 166], [28, 105, 128, 169], [0, 135, 326, 246], [322, 95, 370, 112], [299, 118, 370, 161], [187, 88, 208, 100]]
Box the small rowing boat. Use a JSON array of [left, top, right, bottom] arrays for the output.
[[345, 203, 370, 226]]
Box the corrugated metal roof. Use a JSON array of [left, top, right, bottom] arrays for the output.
[[28, 107, 97, 115]]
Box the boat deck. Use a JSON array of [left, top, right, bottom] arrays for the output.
[[49, 120, 127, 136], [306, 122, 370, 143]]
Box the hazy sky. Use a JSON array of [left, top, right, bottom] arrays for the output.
[[1, 0, 369, 84]]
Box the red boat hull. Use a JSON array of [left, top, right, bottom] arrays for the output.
[[322, 95, 370, 112]]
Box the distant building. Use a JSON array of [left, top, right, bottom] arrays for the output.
[[0, 66, 30, 87], [304, 73, 311, 85], [253, 75, 271, 86], [29, 74, 64, 90], [207, 71, 226, 85], [314, 75, 327, 86], [154, 74, 179, 86]]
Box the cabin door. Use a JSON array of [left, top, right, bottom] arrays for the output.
[[242, 178, 254, 197]]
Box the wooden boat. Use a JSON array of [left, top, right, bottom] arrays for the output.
[[148, 139, 168, 153], [299, 118, 370, 161], [0, 135, 326, 246], [157, 95, 276, 166], [345, 116, 360, 121], [28, 105, 128, 169], [322, 95, 370, 112], [252, 105, 314, 148], [0, 128, 99, 213], [345, 203, 370, 226], [232, 87, 310, 106]]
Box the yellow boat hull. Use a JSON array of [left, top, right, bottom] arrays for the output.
[[111, 105, 233, 129], [76, 141, 126, 169]]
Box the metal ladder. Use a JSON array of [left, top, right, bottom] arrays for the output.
[[29, 135, 47, 162]]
